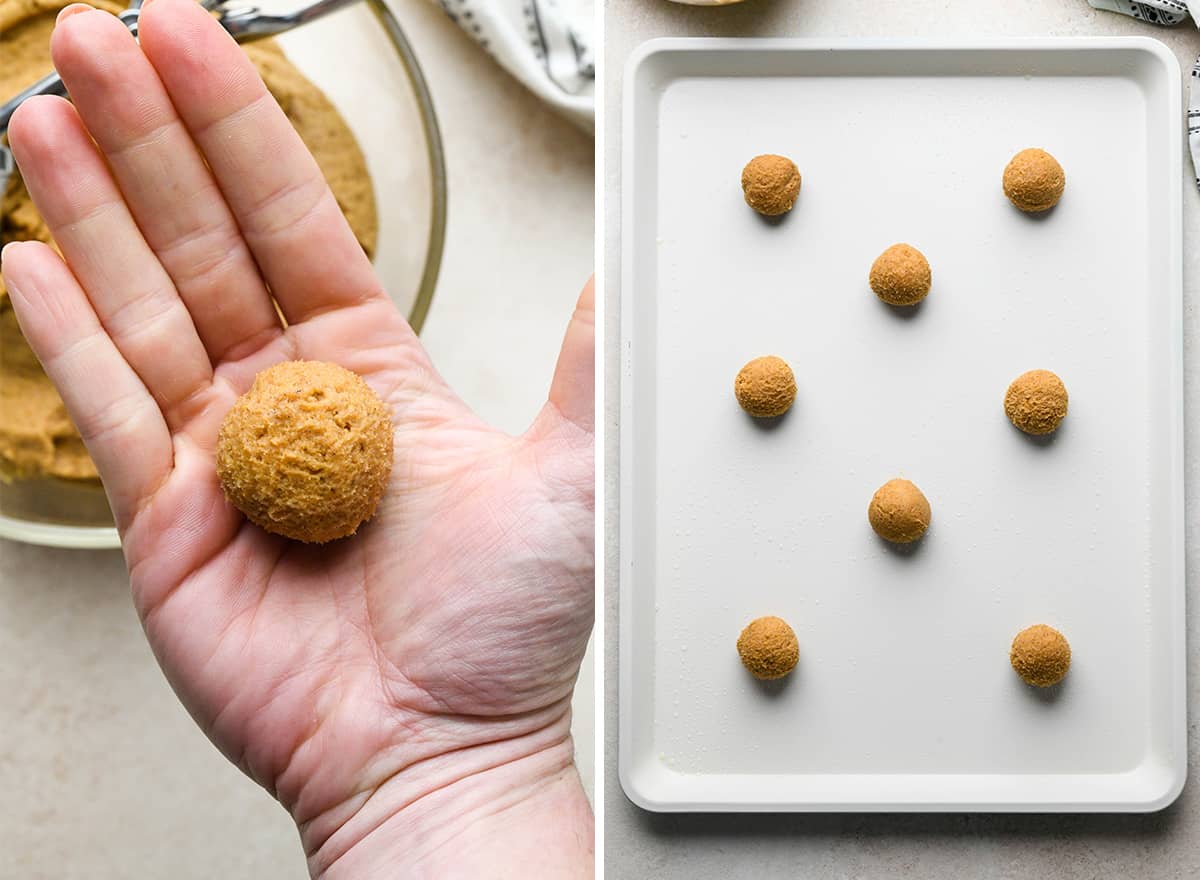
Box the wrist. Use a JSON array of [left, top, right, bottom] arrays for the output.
[[300, 710, 593, 879]]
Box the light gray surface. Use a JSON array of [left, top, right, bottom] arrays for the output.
[[604, 0, 1200, 875], [0, 0, 594, 876]]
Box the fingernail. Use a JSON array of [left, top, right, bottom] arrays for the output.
[[56, 3, 92, 24], [1, 244, 26, 306]]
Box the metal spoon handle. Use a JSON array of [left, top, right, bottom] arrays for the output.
[[220, 0, 361, 40], [0, 74, 67, 136]]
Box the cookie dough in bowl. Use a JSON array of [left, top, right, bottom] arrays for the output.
[[0, 0, 444, 545], [0, 0, 377, 485]]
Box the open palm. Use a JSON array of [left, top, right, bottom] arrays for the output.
[[2, 1, 593, 876]]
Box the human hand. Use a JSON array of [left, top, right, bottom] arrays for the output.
[[0, 1, 594, 876]]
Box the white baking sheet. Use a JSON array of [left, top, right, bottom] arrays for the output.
[[618, 38, 1185, 812]]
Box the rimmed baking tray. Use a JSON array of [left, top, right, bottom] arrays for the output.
[[619, 38, 1185, 812]]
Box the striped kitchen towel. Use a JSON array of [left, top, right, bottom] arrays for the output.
[[420, 0, 593, 130]]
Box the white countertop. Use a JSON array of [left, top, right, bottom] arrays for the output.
[[0, 0, 595, 875], [603, 0, 1200, 875]]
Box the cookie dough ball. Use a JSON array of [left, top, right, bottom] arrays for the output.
[[741, 154, 801, 216], [868, 478, 931, 544], [869, 243, 931, 306], [1005, 369, 1068, 435], [737, 616, 799, 680], [216, 361, 394, 543], [1002, 148, 1065, 213], [734, 355, 797, 418], [1010, 624, 1071, 687]]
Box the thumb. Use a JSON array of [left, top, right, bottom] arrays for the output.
[[545, 277, 595, 433]]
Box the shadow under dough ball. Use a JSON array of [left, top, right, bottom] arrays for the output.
[[1002, 148, 1065, 213], [741, 154, 801, 216], [1010, 624, 1071, 687], [1004, 369, 1068, 435], [737, 616, 799, 680], [869, 243, 931, 306], [216, 360, 394, 543], [734, 355, 797, 418], [868, 478, 931, 543]]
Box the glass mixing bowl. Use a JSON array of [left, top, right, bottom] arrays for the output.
[[0, 0, 446, 548]]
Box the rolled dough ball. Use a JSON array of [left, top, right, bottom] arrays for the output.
[[868, 478, 931, 544], [737, 616, 799, 680], [734, 355, 797, 418], [1010, 623, 1071, 687], [741, 154, 801, 216], [1002, 148, 1065, 213], [1004, 369, 1068, 435], [869, 243, 931, 306], [216, 360, 394, 543]]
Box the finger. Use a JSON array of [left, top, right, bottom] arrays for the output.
[[2, 241, 172, 531], [50, 7, 282, 364], [7, 96, 213, 429], [545, 278, 595, 433], [139, 0, 387, 326]]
